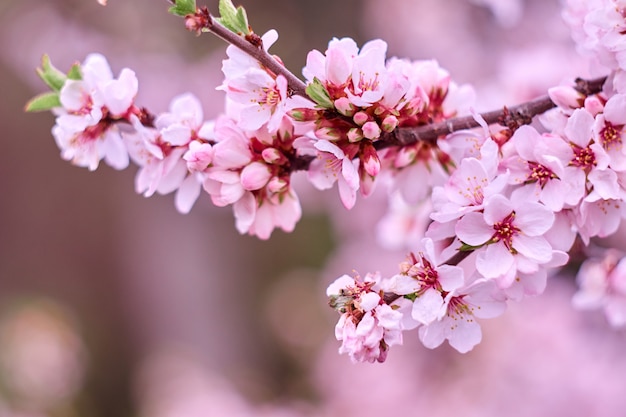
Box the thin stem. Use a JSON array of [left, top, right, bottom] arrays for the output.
[[197, 8, 308, 97]]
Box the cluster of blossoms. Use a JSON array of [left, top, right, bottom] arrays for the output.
[[328, 72, 626, 359], [564, 0, 626, 73], [26, 0, 626, 363]]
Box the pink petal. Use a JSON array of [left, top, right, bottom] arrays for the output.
[[175, 175, 201, 214], [514, 202, 555, 235], [412, 288, 445, 325], [483, 194, 513, 225], [233, 191, 256, 233], [476, 243, 514, 279], [455, 212, 493, 246], [447, 318, 481, 353], [513, 234, 553, 264]]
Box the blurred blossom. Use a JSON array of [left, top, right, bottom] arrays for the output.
[[469, 0, 524, 27], [0, 299, 87, 411], [263, 269, 328, 356], [135, 348, 254, 417]]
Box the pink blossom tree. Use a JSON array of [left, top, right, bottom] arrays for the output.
[[24, 0, 626, 365]]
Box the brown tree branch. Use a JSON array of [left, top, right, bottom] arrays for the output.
[[379, 76, 607, 147]]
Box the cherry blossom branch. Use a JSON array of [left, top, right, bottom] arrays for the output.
[[379, 76, 608, 147], [186, 7, 308, 98]]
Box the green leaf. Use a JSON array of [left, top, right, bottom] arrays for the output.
[[168, 0, 196, 17], [24, 91, 61, 112], [216, 0, 249, 34], [305, 78, 334, 109], [36, 54, 67, 92], [67, 63, 82, 80], [403, 293, 418, 302], [459, 242, 483, 252]]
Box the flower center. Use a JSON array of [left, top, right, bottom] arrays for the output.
[[356, 71, 380, 92], [408, 253, 440, 290], [599, 121, 623, 151], [569, 144, 596, 172], [260, 86, 281, 107], [447, 295, 471, 319], [526, 161, 557, 188], [491, 212, 520, 252]]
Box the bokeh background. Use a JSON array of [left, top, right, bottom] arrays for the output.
[[1, 0, 626, 416]]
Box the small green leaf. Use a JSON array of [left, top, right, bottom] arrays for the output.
[[36, 54, 67, 92], [403, 293, 418, 302], [24, 91, 61, 112], [67, 63, 82, 80], [168, 0, 196, 17], [305, 78, 334, 109], [216, 0, 249, 34], [234, 5, 249, 33], [459, 242, 483, 252]]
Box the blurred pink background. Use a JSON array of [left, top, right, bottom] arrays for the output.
[[1, 0, 626, 416]]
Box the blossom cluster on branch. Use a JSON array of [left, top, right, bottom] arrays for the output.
[[25, 0, 626, 363]]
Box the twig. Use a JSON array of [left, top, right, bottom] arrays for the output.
[[190, 7, 308, 98], [380, 75, 608, 147]]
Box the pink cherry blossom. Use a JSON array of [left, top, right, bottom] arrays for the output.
[[307, 139, 360, 209], [503, 125, 580, 211], [51, 53, 138, 171], [563, 108, 619, 201], [431, 138, 507, 223], [124, 115, 189, 202], [593, 93, 626, 171], [219, 30, 292, 132], [327, 272, 404, 363], [573, 249, 626, 327], [455, 194, 555, 281], [418, 279, 506, 353], [390, 238, 465, 325]]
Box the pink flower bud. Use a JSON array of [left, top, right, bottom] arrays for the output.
[[315, 127, 342, 140], [353, 111, 369, 126], [584, 95, 605, 116], [240, 161, 272, 190], [262, 147, 288, 165], [334, 97, 356, 116], [381, 115, 399, 132], [287, 108, 321, 122], [362, 142, 381, 177], [267, 177, 288, 193], [362, 121, 381, 139], [548, 86, 583, 110], [347, 127, 363, 142]]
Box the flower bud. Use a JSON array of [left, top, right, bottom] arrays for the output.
[[361, 142, 381, 177], [287, 107, 321, 122], [362, 121, 382, 140], [334, 97, 356, 117], [382, 115, 399, 132], [353, 111, 369, 126], [347, 127, 363, 142], [267, 177, 288, 193], [548, 85, 583, 110], [240, 161, 272, 190], [262, 147, 288, 165], [315, 127, 342, 140]]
